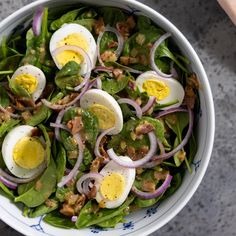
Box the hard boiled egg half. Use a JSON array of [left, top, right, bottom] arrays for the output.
[[95, 156, 135, 209], [136, 71, 185, 109], [80, 89, 123, 135], [50, 23, 97, 74], [1, 125, 46, 178], [11, 65, 46, 101]]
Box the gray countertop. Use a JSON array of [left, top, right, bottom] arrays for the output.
[[0, 0, 236, 235]]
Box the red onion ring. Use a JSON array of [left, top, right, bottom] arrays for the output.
[[71, 216, 78, 222], [97, 25, 124, 66], [76, 173, 103, 195], [131, 173, 172, 199], [50, 122, 70, 132], [150, 32, 173, 78], [170, 61, 178, 78], [93, 66, 113, 74], [94, 127, 115, 158], [117, 98, 142, 119], [96, 76, 102, 90], [41, 82, 89, 110], [57, 133, 84, 188], [152, 107, 193, 161], [32, 7, 43, 36], [155, 107, 188, 119], [141, 96, 156, 114], [107, 131, 157, 168], [0, 176, 17, 190], [0, 162, 46, 184], [0, 105, 20, 119]]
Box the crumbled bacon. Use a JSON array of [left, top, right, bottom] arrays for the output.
[[67, 116, 84, 134], [94, 17, 105, 35], [135, 122, 154, 135], [141, 180, 156, 192], [100, 51, 117, 62]]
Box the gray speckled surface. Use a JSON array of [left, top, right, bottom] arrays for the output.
[[0, 0, 236, 235]]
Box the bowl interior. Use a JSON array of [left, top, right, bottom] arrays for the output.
[[0, 0, 215, 235]]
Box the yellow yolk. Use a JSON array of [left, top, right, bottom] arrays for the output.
[[142, 79, 170, 101], [56, 33, 89, 67], [13, 137, 45, 169], [100, 173, 125, 201], [14, 74, 38, 94], [89, 104, 116, 130]]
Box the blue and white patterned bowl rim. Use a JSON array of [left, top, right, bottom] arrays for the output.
[[0, 0, 215, 235]]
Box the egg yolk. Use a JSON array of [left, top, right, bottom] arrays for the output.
[[142, 79, 170, 101], [14, 74, 38, 94], [13, 137, 45, 169], [56, 33, 89, 67], [89, 104, 116, 130], [100, 173, 125, 201]]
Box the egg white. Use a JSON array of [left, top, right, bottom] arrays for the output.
[[11, 65, 46, 101], [49, 23, 97, 73], [95, 156, 136, 209], [1, 125, 45, 178], [136, 71, 185, 110], [80, 89, 123, 135]]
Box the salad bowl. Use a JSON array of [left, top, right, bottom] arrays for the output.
[[0, 0, 215, 235]]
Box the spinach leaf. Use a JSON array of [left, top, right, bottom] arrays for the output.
[[76, 196, 134, 228], [14, 158, 57, 208], [79, 147, 93, 171], [8, 78, 31, 98], [55, 186, 72, 203], [60, 130, 77, 151], [56, 143, 66, 182], [0, 119, 20, 138], [17, 181, 36, 195], [70, 19, 95, 31], [43, 211, 76, 229], [38, 124, 51, 165], [26, 105, 49, 126], [0, 152, 6, 169], [50, 7, 88, 31], [97, 214, 125, 228], [0, 86, 10, 107], [98, 7, 126, 26], [0, 182, 15, 199], [29, 199, 58, 218], [55, 61, 81, 90], [188, 134, 197, 164], [134, 195, 162, 208], [63, 107, 81, 123], [102, 75, 129, 95], [82, 110, 99, 147]]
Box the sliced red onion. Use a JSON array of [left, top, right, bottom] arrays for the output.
[[150, 32, 173, 78], [0, 163, 46, 184], [65, 168, 71, 175], [170, 61, 178, 78], [141, 96, 156, 114], [32, 7, 43, 36], [155, 107, 188, 119], [117, 98, 142, 119], [97, 25, 124, 66], [153, 108, 193, 160], [131, 174, 172, 199], [76, 173, 103, 195], [93, 66, 113, 74], [50, 122, 70, 132], [41, 82, 89, 110], [94, 127, 115, 158], [71, 216, 78, 222], [107, 131, 157, 168], [57, 133, 84, 188], [0, 105, 20, 119], [0, 176, 17, 190], [96, 76, 102, 90]]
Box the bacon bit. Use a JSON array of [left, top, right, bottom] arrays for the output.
[[90, 156, 106, 172], [35, 180, 43, 191], [116, 16, 136, 40], [127, 16, 136, 29], [74, 194, 86, 214], [65, 178, 76, 188], [94, 17, 105, 35], [138, 54, 148, 66], [66, 193, 79, 205], [154, 170, 169, 181], [30, 128, 40, 137], [100, 51, 117, 62], [183, 74, 199, 109], [57, 93, 78, 105], [136, 168, 144, 175], [135, 122, 154, 135], [127, 146, 136, 159], [141, 180, 156, 192], [21, 111, 32, 122], [45, 199, 57, 208], [17, 97, 35, 107], [176, 150, 186, 162], [129, 57, 139, 64], [108, 41, 118, 49], [87, 185, 97, 199], [112, 68, 123, 79], [120, 56, 130, 65], [136, 34, 146, 46], [60, 204, 75, 216], [67, 116, 84, 135]]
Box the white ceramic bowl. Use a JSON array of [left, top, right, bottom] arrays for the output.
[[0, 0, 215, 235]]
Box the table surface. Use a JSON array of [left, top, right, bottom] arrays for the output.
[[0, 0, 236, 235]]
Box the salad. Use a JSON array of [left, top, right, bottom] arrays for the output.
[[0, 6, 199, 229]]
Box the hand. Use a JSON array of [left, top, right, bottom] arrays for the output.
[[218, 0, 236, 25]]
